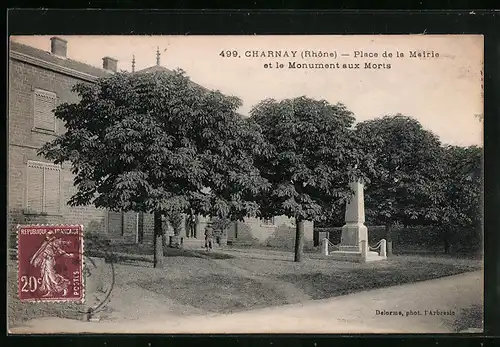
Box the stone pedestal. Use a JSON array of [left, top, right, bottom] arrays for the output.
[[329, 181, 385, 263], [322, 238, 329, 256], [218, 235, 228, 246], [169, 235, 183, 248]]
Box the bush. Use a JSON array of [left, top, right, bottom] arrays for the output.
[[84, 231, 111, 254]]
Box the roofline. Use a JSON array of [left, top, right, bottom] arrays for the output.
[[9, 49, 111, 83], [51, 36, 68, 43], [103, 56, 118, 62]]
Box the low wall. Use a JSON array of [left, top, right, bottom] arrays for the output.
[[227, 218, 314, 250]]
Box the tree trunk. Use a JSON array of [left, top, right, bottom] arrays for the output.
[[385, 224, 393, 257], [153, 211, 164, 269], [443, 228, 451, 254], [294, 219, 305, 262], [138, 212, 144, 244], [444, 238, 450, 254]]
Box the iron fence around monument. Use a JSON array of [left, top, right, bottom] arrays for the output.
[[314, 225, 481, 255]]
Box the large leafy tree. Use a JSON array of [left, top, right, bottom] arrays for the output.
[[250, 97, 368, 262], [355, 115, 444, 256], [39, 70, 267, 268], [434, 145, 482, 253]]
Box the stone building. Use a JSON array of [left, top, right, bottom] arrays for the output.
[[8, 37, 145, 245], [9, 37, 121, 244], [8, 38, 313, 249]]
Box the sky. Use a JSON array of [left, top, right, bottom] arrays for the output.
[[11, 35, 483, 147]]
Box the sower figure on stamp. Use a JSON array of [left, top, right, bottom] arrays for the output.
[[204, 223, 214, 251], [29, 231, 75, 297]]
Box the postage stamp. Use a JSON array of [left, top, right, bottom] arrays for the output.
[[17, 225, 84, 303]]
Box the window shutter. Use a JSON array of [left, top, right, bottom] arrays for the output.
[[44, 165, 61, 215], [34, 89, 57, 131], [27, 163, 44, 212], [26, 161, 61, 215]]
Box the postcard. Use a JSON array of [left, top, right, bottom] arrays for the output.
[[8, 34, 483, 334]]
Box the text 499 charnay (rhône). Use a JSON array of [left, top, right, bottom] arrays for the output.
[[218, 49, 440, 70]]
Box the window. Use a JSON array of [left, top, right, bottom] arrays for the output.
[[26, 161, 61, 215], [33, 89, 57, 132]]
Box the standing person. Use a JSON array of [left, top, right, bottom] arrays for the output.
[[204, 223, 214, 251], [188, 212, 197, 238]]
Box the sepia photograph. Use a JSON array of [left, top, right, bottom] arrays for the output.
[[7, 34, 483, 334]]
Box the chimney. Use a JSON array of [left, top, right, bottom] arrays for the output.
[[50, 37, 67, 58], [102, 57, 118, 72]]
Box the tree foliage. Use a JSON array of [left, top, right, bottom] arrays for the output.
[[38, 70, 268, 220], [250, 97, 368, 223], [38, 69, 268, 267], [211, 216, 232, 234], [434, 145, 482, 252], [165, 211, 184, 236], [356, 115, 445, 228], [250, 97, 369, 261]]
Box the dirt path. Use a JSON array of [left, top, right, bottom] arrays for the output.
[[9, 271, 483, 334], [214, 259, 311, 304]]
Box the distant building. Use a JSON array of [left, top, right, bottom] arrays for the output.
[[8, 38, 313, 249]]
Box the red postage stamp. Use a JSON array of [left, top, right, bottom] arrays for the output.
[[17, 225, 84, 302]]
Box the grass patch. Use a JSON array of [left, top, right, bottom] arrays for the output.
[[277, 260, 479, 300], [162, 248, 235, 260], [136, 274, 288, 314], [392, 248, 483, 260], [86, 250, 153, 264], [452, 304, 484, 332], [85, 243, 234, 264]]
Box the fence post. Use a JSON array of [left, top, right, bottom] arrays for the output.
[[380, 239, 387, 259], [322, 238, 329, 256], [361, 240, 367, 262]]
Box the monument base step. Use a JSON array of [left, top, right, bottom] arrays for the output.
[[328, 250, 386, 263]]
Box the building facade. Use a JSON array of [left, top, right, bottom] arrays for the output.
[[8, 38, 313, 249], [8, 37, 140, 245]]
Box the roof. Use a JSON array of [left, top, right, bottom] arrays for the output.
[[9, 40, 111, 79], [137, 64, 245, 118], [136, 65, 174, 74], [136, 64, 207, 92]]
